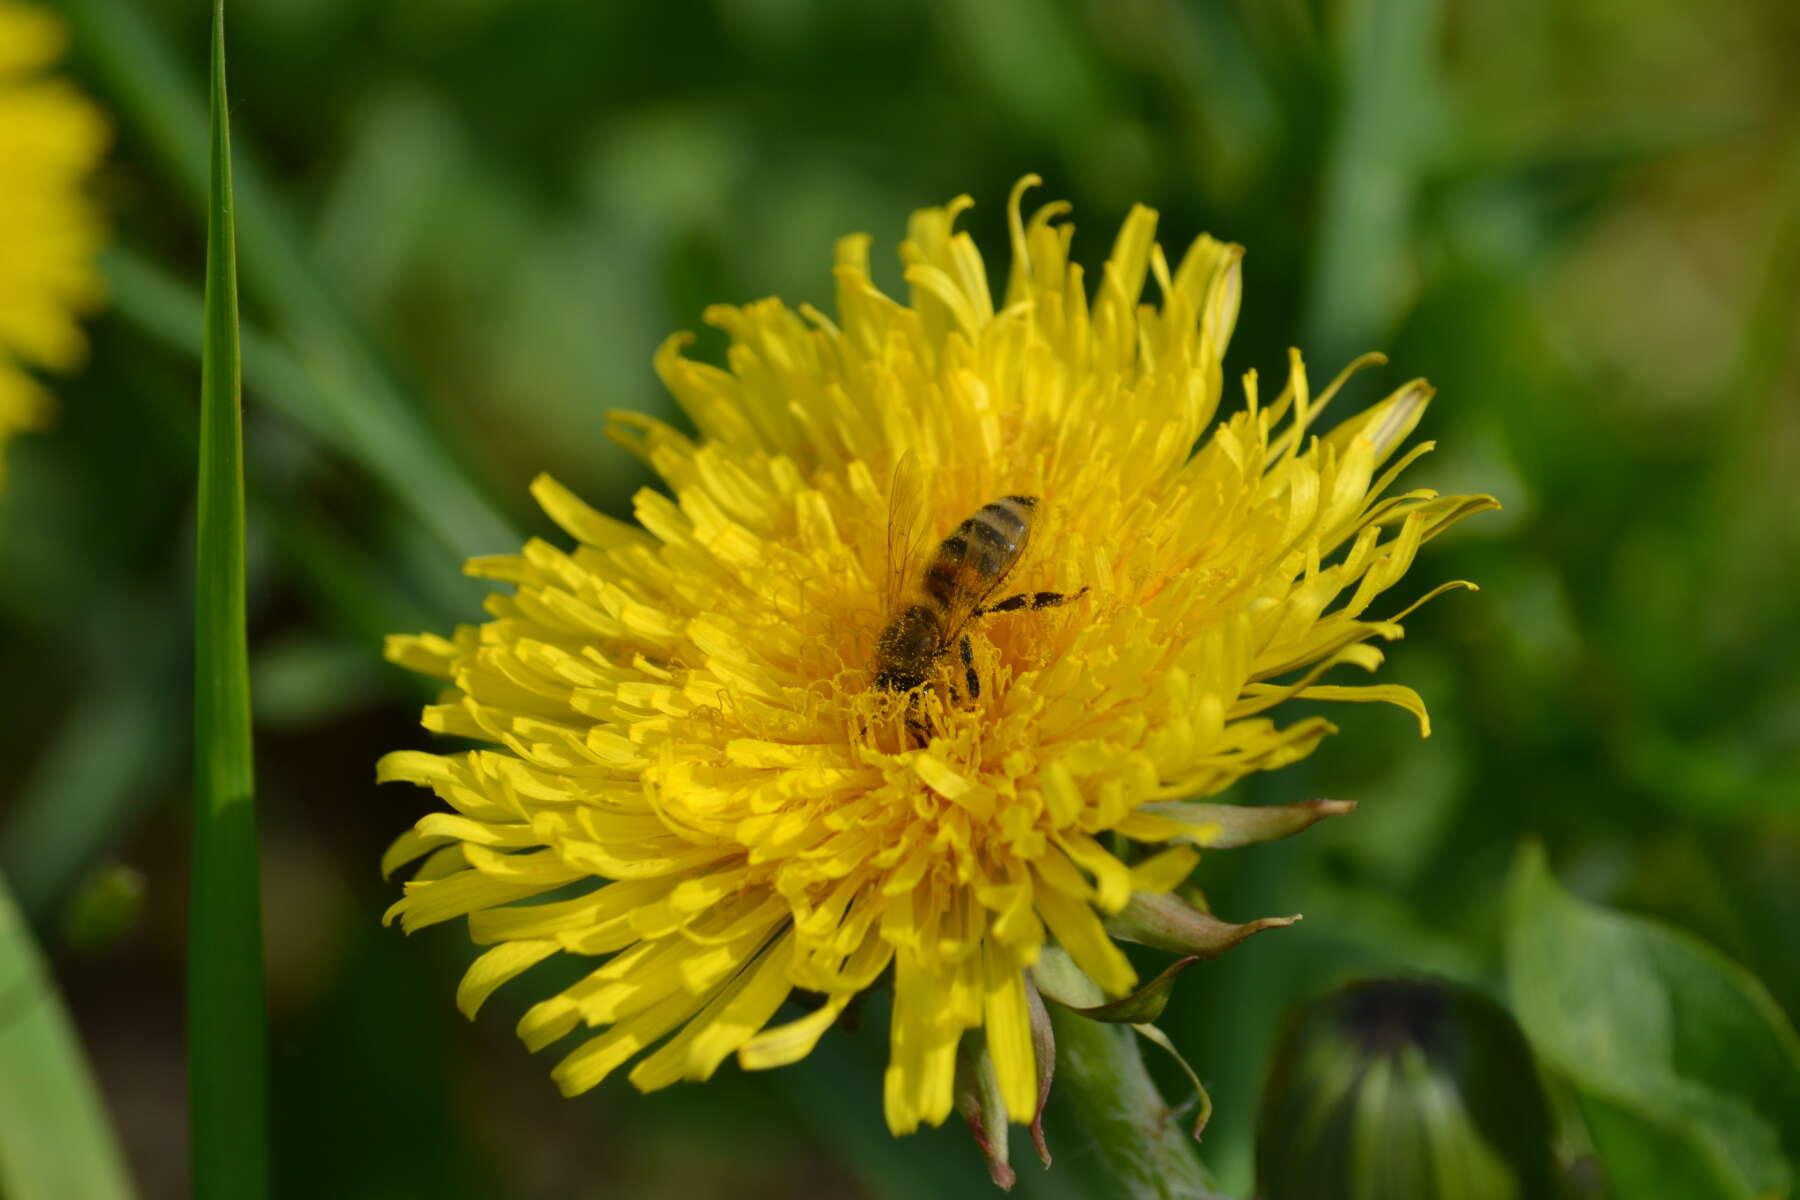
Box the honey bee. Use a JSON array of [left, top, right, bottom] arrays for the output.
[[873, 489, 1086, 715]]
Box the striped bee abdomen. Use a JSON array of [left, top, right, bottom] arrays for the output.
[[921, 495, 1036, 607]]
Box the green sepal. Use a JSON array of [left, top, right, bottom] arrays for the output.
[[1142, 797, 1356, 848], [1059, 956, 1202, 1024], [1031, 949, 1217, 1139], [953, 1035, 1015, 1191], [1024, 978, 1055, 1167], [1030, 944, 1105, 1009], [1105, 890, 1301, 957], [1134, 1022, 1215, 1139]]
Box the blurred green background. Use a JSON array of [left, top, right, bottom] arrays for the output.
[[3, 0, 1797, 1196]]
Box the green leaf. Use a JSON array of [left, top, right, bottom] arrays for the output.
[[1504, 842, 1800, 1200], [191, 4, 268, 1197], [1573, 1091, 1765, 1200], [0, 872, 136, 1199]]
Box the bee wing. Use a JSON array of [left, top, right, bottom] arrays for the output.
[[883, 449, 931, 616], [977, 504, 1032, 610]]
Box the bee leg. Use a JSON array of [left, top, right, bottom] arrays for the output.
[[904, 693, 932, 746], [959, 634, 980, 700], [980, 585, 1090, 615]]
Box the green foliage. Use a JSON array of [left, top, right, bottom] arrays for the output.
[[0, 875, 136, 1200], [2, 0, 1796, 1196], [1506, 842, 1800, 1199]]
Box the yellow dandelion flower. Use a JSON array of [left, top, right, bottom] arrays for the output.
[[0, 1, 107, 483], [380, 177, 1497, 1136]]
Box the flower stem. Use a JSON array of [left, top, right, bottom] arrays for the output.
[[1047, 1005, 1235, 1200]]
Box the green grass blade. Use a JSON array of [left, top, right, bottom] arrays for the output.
[[190, 4, 267, 1199], [0, 872, 137, 1199]]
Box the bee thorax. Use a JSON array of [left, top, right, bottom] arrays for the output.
[[873, 603, 943, 691]]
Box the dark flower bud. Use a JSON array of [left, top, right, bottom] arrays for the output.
[[1256, 977, 1553, 1200]]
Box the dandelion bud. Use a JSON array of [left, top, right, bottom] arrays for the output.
[[1256, 977, 1554, 1200]]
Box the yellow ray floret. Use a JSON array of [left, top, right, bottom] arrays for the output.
[[380, 176, 1497, 1135], [0, 2, 107, 483]]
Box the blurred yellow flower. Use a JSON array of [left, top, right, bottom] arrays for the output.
[[380, 177, 1496, 1135], [0, 2, 106, 484]]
